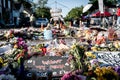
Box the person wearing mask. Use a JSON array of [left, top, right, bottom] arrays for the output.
[[116, 4, 120, 26]]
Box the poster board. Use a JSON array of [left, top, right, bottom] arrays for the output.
[[95, 52, 120, 66], [24, 56, 71, 76]]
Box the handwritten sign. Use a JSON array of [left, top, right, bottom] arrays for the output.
[[24, 56, 70, 76], [95, 52, 120, 66]]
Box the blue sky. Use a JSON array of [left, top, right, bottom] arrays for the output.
[[33, 0, 89, 17]]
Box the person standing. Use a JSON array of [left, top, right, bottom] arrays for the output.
[[30, 14, 35, 27], [116, 4, 120, 26], [86, 17, 90, 27], [112, 9, 117, 26]]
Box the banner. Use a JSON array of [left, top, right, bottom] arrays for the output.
[[98, 0, 104, 13], [96, 52, 120, 66]]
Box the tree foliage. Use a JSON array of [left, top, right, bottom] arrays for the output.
[[65, 6, 83, 21], [34, 0, 51, 19], [35, 7, 51, 19]]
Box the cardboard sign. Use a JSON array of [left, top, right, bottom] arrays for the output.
[[96, 52, 120, 66], [24, 56, 71, 76]]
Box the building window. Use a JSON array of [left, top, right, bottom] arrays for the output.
[[3, 0, 5, 8], [8, 0, 10, 9]]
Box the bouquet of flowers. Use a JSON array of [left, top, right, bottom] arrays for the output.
[[68, 43, 85, 70], [6, 37, 28, 63], [94, 67, 119, 80]]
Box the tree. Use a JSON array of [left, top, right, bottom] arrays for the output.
[[34, 0, 51, 19], [35, 7, 51, 19], [65, 6, 83, 21]]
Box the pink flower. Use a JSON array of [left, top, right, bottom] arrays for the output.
[[17, 38, 23, 42], [61, 73, 82, 80]]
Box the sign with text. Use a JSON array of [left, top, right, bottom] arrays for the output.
[[24, 56, 71, 76], [96, 52, 120, 66]]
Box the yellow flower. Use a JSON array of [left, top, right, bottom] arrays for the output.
[[91, 46, 97, 51], [94, 67, 119, 80], [80, 46, 84, 49], [101, 67, 106, 74], [85, 52, 92, 56], [85, 52, 96, 58], [92, 55, 96, 59], [71, 44, 76, 49], [3, 63, 7, 67], [0, 57, 3, 63], [14, 44, 18, 48]]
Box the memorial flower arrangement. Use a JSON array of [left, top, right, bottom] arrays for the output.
[[10, 37, 28, 60], [0, 38, 28, 75], [68, 43, 85, 70], [28, 43, 47, 56], [91, 41, 120, 51], [94, 67, 119, 80], [83, 51, 120, 80], [4, 30, 14, 39]]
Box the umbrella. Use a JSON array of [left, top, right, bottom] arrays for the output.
[[92, 11, 111, 17], [83, 4, 92, 13]]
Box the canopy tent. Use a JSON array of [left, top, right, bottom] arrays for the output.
[[91, 11, 111, 17], [83, 4, 92, 13]]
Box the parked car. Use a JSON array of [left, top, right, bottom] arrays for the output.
[[34, 18, 49, 27]]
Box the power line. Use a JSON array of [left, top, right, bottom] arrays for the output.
[[47, 1, 69, 10]]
